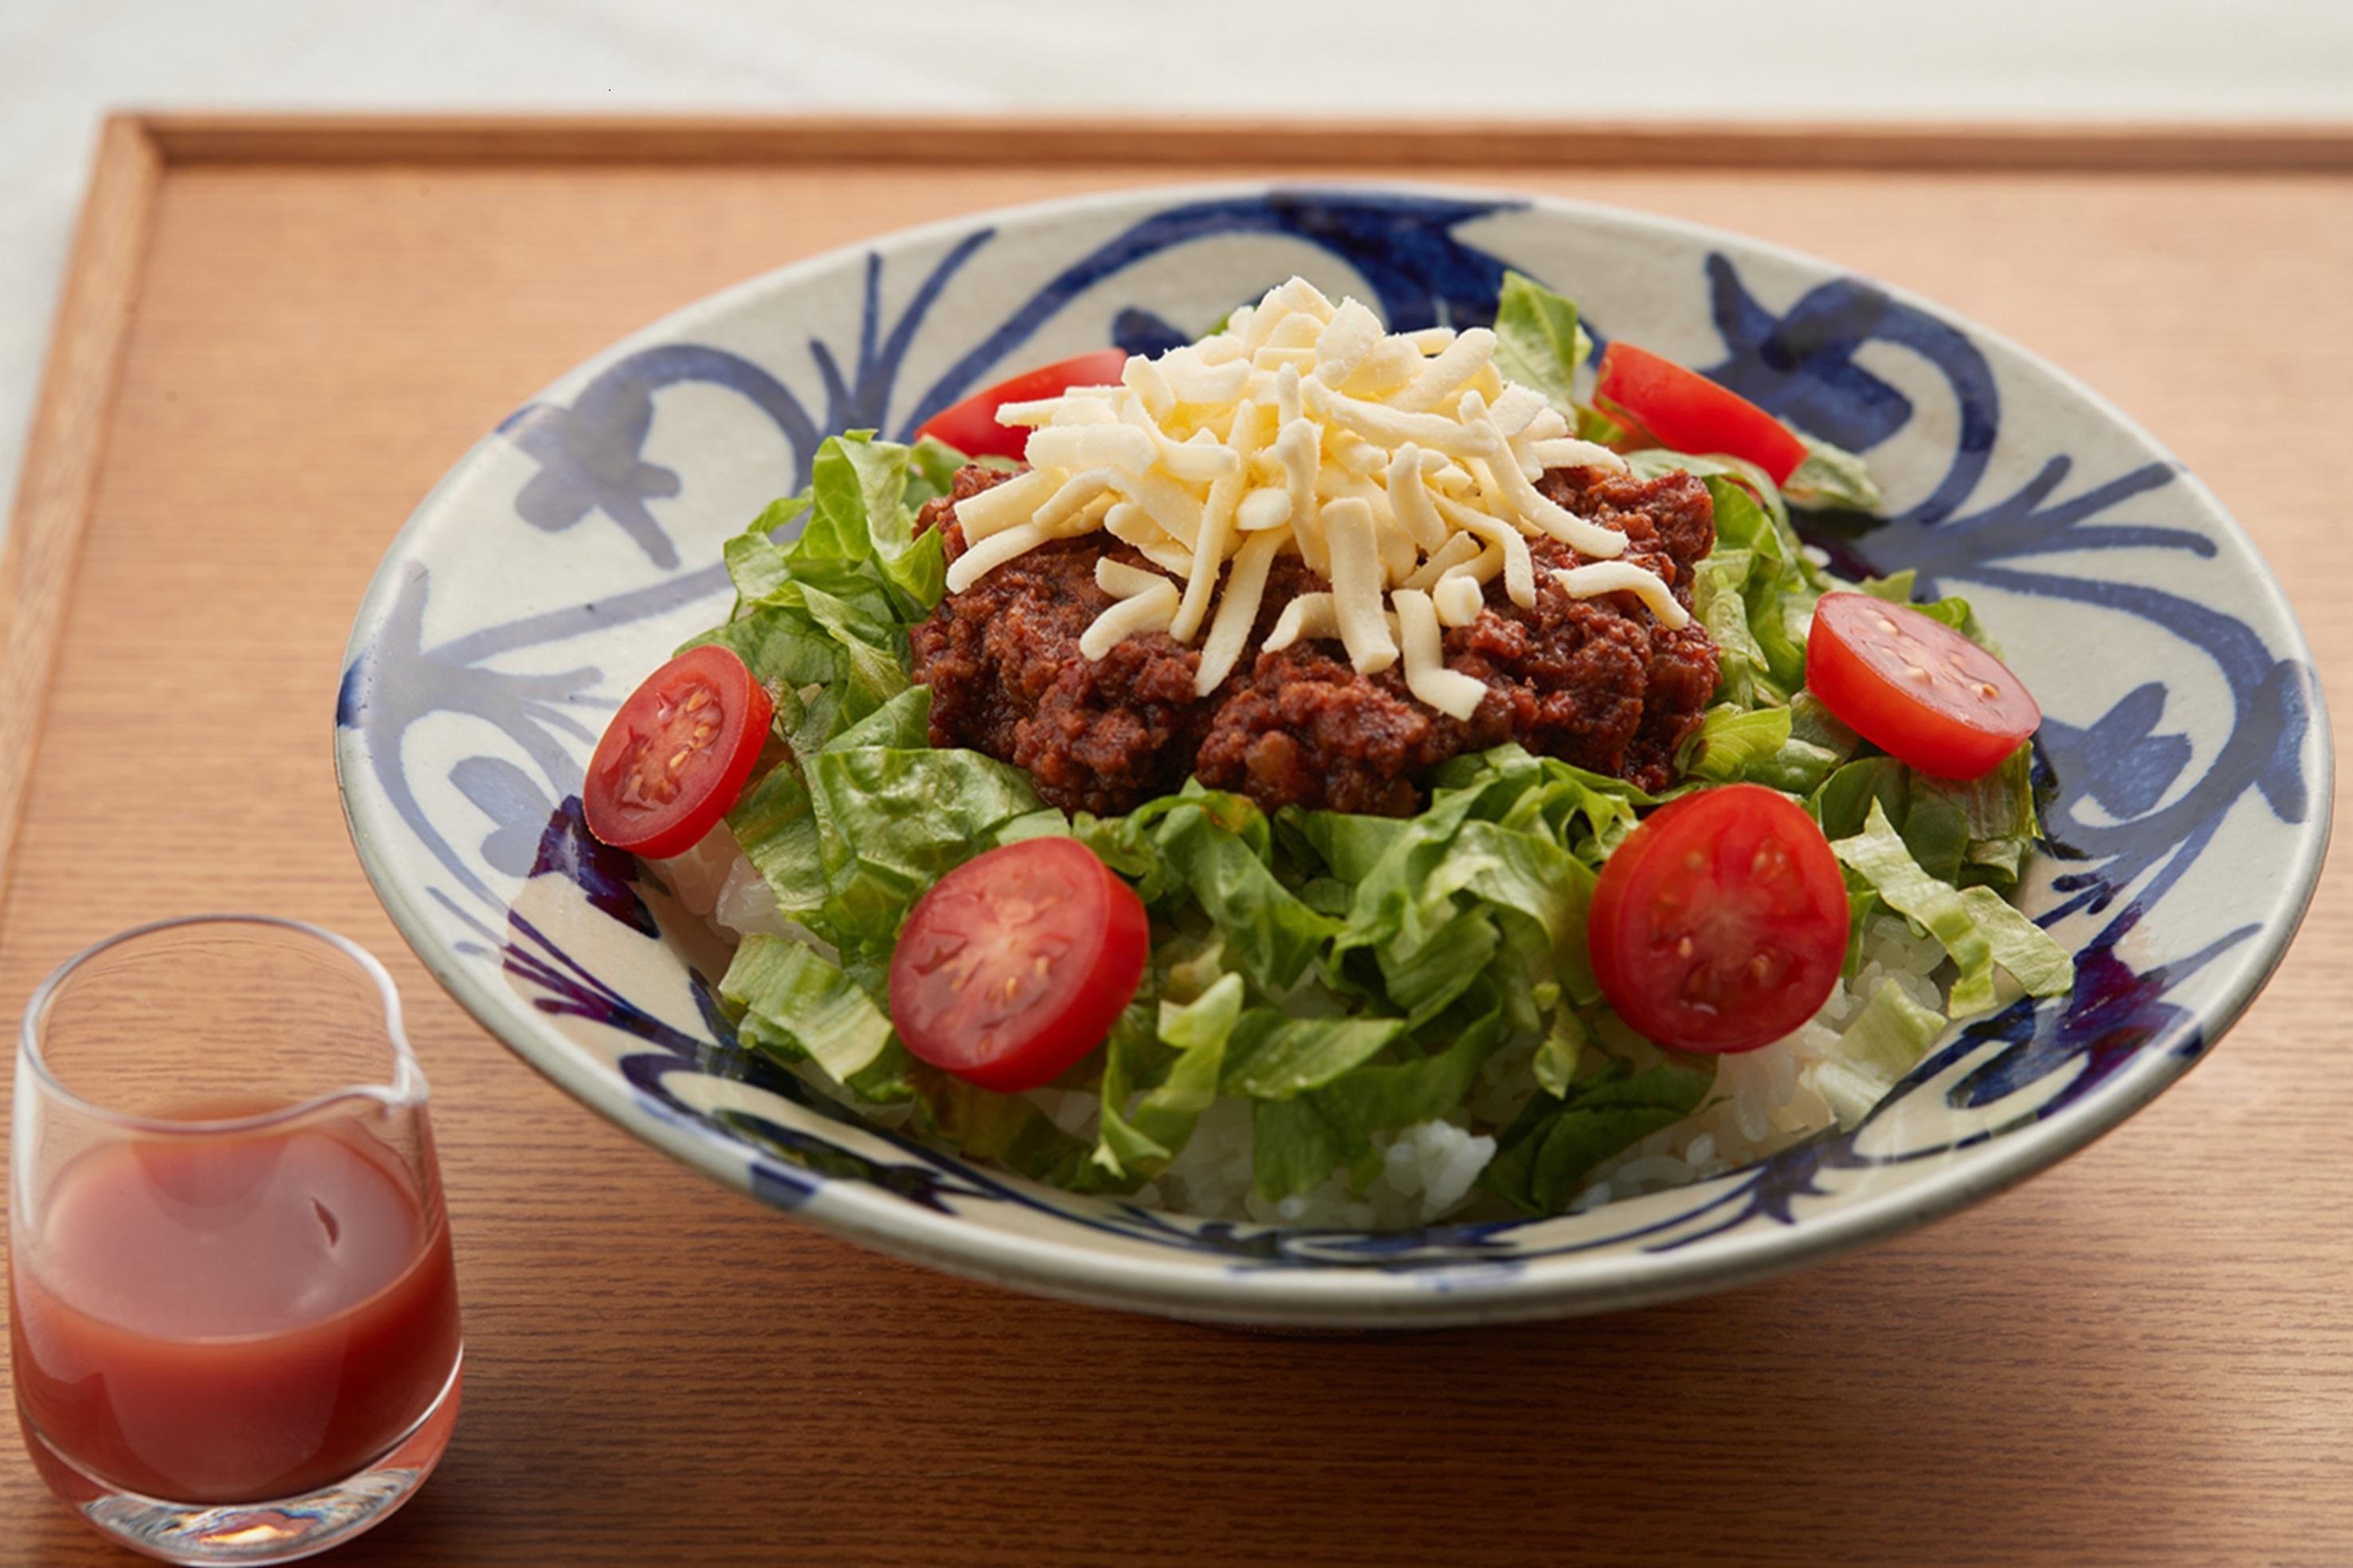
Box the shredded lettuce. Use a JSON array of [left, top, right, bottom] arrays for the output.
[[689, 430, 941, 730], [1378, 907, 1503, 1028], [829, 684, 932, 751], [1094, 974, 1243, 1184], [1691, 545, 1766, 708], [1249, 1005, 1509, 1201], [724, 763, 829, 923], [806, 745, 1061, 950], [1683, 704, 1843, 794], [1076, 786, 1338, 994], [1491, 269, 1594, 414], [1814, 979, 1947, 1124], [1812, 746, 2038, 891], [1788, 689, 1861, 755], [1248, 1098, 1351, 1204], [1830, 800, 2069, 1017], [1960, 886, 2075, 997], [814, 431, 949, 615], [1684, 704, 1786, 781], [1222, 1013, 1406, 1100], [1478, 1050, 1717, 1216], [911, 1065, 1099, 1190], [720, 935, 892, 1084], [1626, 455, 1827, 712], [1531, 1005, 1589, 1099], [1844, 981, 1948, 1078], [1784, 433, 1885, 513]]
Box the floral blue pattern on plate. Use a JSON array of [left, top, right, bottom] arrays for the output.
[[335, 182, 2330, 1327]]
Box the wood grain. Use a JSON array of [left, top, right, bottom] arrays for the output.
[[2, 120, 2351, 1566], [136, 113, 2353, 174], [0, 119, 157, 925]]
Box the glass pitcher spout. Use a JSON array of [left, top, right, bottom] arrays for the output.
[[16, 914, 432, 1134]]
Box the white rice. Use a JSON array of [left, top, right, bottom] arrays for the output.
[[660, 829, 1957, 1228], [1564, 915, 1955, 1210]]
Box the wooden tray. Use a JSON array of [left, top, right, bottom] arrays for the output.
[[4, 116, 2349, 1567]]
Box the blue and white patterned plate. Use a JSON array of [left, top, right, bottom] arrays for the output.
[[336, 182, 2330, 1328]]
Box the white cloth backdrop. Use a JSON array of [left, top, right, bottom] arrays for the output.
[[4, 0, 2351, 531]]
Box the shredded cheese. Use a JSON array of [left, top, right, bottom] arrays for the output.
[[1399, 531, 1482, 592], [1525, 436, 1622, 472], [1323, 500, 1398, 674], [1080, 578, 1180, 659], [1104, 500, 1191, 577], [1096, 557, 1175, 599], [1315, 298, 1384, 381], [1026, 424, 1154, 474], [1121, 356, 1175, 419], [1392, 327, 1496, 414], [1264, 591, 1335, 653], [1175, 429, 1253, 641], [1234, 488, 1292, 532], [1553, 563, 1693, 629], [1393, 589, 1488, 719], [954, 465, 1065, 542], [1433, 573, 1486, 628], [947, 276, 1691, 718], [1386, 443, 1449, 553], [1195, 527, 1287, 693], [946, 515, 1056, 594], [1432, 493, 1535, 609]]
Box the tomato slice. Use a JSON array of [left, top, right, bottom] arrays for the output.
[[889, 838, 1148, 1093], [1594, 342, 1809, 484], [1806, 593, 2040, 779], [912, 348, 1132, 463], [1587, 784, 1850, 1055], [583, 645, 775, 859]]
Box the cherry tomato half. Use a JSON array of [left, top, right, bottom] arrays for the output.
[[1594, 341, 1809, 484], [912, 348, 1132, 463], [583, 645, 775, 859], [1588, 784, 1849, 1055], [889, 837, 1148, 1093], [1806, 592, 2041, 780]]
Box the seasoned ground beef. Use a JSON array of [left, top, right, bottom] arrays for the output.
[[907, 462, 1719, 817]]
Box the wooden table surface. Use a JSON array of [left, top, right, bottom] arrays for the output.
[[2, 119, 2350, 1566]]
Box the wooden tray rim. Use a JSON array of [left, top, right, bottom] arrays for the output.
[[137, 113, 2353, 172]]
